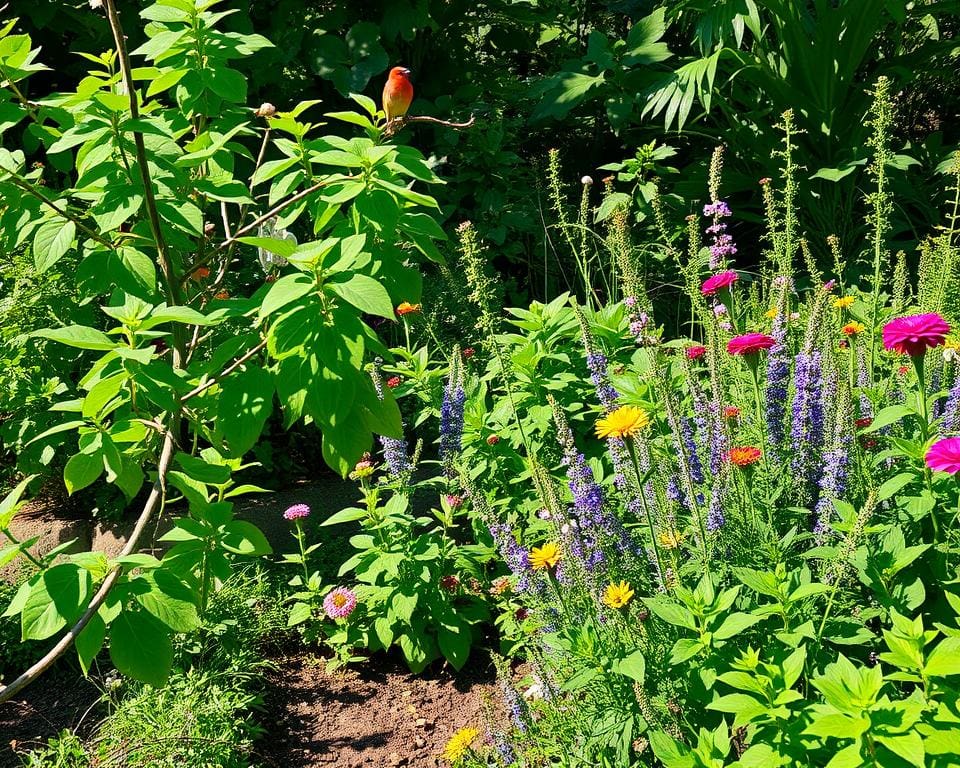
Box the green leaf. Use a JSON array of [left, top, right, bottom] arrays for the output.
[[109, 609, 173, 688], [324, 274, 393, 320], [643, 597, 697, 630], [612, 650, 645, 683], [876, 472, 916, 502], [925, 637, 960, 677], [221, 520, 272, 555], [75, 613, 107, 676], [33, 217, 75, 273], [259, 273, 314, 319], [133, 571, 200, 633], [217, 366, 274, 456], [861, 405, 914, 434], [322, 506, 368, 526], [0, 474, 36, 528], [64, 451, 104, 495], [34, 325, 117, 351], [22, 563, 92, 641], [174, 452, 231, 485], [438, 623, 471, 670]]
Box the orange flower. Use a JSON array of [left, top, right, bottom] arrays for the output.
[[191, 266, 211, 281], [214, 290, 230, 300], [842, 321, 864, 336], [723, 406, 740, 420], [726, 446, 762, 467], [396, 302, 421, 316]]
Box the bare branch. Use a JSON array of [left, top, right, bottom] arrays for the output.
[[0, 429, 177, 705], [382, 114, 476, 138]]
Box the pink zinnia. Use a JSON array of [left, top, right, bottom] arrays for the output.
[[882, 313, 950, 357], [323, 586, 358, 619], [727, 333, 776, 356], [283, 503, 310, 521], [686, 345, 707, 360], [701, 270, 738, 296], [926, 437, 960, 475]]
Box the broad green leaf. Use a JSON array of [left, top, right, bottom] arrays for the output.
[[217, 366, 274, 456], [33, 217, 75, 273], [326, 273, 394, 319], [259, 273, 314, 318], [34, 325, 117, 351], [109, 609, 173, 687], [21, 563, 91, 641], [322, 506, 368, 526], [64, 451, 104, 494]]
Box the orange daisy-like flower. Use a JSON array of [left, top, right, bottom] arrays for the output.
[[396, 302, 421, 316], [191, 266, 211, 281], [842, 321, 865, 337], [726, 446, 762, 467]]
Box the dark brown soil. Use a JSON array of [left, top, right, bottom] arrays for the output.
[[0, 669, 101, 767], [258, 650, 498, 768]]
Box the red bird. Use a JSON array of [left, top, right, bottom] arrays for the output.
[[382, 66, 413, 122]]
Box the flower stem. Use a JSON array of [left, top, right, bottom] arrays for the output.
[[624, 438, 668, 586]]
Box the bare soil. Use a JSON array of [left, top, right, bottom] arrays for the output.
[[258, 650, 498, 768]]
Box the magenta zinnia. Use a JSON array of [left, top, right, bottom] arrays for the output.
[[283, 503, 310, 521], [701, 270, 738, 296], [727, 333, 776, 356], [323, 586, 358, 619], [926, 437, 960, 475], [882, 313, 950, 357]]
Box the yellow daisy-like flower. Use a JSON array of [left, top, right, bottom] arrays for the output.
[[602, 580, 635, 609], [833, 296, 855, 309], [529, 542, 561, 571], [658, 530, 684, 550], [443, 726, 480, 763], [595, 406, 650, 440], [764, 307, 779, 319]]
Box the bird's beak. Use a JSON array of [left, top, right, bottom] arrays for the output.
[[402, 68, 412, 76]]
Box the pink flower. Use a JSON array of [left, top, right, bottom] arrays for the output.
[[283, 503, 310, 521], [882, 313, 950, 357], [701, 270, 738, 296], [323, 586, 358, 619], [445, 494, 464, 509], [686, 345, 707, 360], [727, 333, 776, 356], [926, 437, 960, 474]]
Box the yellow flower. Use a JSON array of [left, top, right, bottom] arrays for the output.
[[833, 296, 855, 309], [529, 542, 561, 570], [764, 307, 779, 319], [443, 726, 480, 763], [603, 580, 635, 609], [595, 406, 650, 440], [658, 530, 684, 550]]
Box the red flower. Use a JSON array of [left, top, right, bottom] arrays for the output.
[[386, 376, 401, 388], [855, 417, 873, 429], [862, 438, 878, 449], [898, 365, 910, 377], [726, 446, 762, 467], [926, 437, 960, 474], [190, 266, 210, 281], [686, 345, 707, 360], [486, 434, 500, 446], [440, 575, 460, 593], [701, 270, 738, 296], [882, 313, 950, 357], [462, 347, 475, 359], [727, 333, 776, 356], [723, 406, 740, 420]]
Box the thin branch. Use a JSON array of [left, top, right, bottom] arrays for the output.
[[180, 339, 267, 402], [1, 172, 114, 249], [382, 113, 476, 138], [104, 0, 184, 368], [0, 428, 177, 705]]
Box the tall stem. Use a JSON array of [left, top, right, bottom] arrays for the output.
[[624, 438, 668, 586]]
